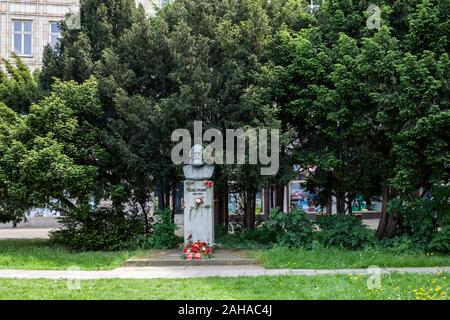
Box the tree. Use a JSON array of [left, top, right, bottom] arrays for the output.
[[40, 0, 307, 229], [36, 0, 448, 238], [0, 54, 42, 114], [266, 0, 449, 238], [40, 0, 138, 89], [0, 77, 102, 223]]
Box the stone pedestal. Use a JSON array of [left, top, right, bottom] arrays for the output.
[[184, 180, 214, 243]]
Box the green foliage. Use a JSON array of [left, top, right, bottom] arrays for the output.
[[217, 209, 314, 249], [262, 208, 314, 248], [378, 235, 416, 254], [262, 0, 450, 239], [0, 54, 42, 113], [430, 184, 450, 227], [396, 185, 450, 251], [317, 215, 374, 250], [39, 0, 302, 230], [215, 225, 274, 249], [0, 0, 447, 248], [429, 225, 450, 253], [393, 198, 436, 245], [130, 209, 181, 249], [50, 206, 145, 251], [0, 76, 101, 224], [51, 207, 180, 251]]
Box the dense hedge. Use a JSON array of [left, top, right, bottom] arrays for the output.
[[50, 207, 180, 251]]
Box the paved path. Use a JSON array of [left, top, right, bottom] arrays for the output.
[[0, 217, 61, 229], [0, 228, 54, 240], [362, 218, 380, 230], [0, 266, 449, 280]]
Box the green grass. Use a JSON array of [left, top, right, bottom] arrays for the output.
[[0, 240, 140, 270], [1, 240, 450, 271], [251, 246, 450, 269], [0, 273, 448, 300]]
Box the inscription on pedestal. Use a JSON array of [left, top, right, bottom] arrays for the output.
[[182, 144, 215, 244], [184, 180, 214, 243]]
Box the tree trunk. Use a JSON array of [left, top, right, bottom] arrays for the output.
[[275, 184, 284, 211], [270, 186, 275, 208], [222, 182, 229, 226], [214, 186, 220, 226], [140, 201, 150, 234], [171, 183, 176, 221], [214, 181, 229, 226], [336, 192, 345, 214], [347, 195, 353, 215], [263, 188, 270, 219], [376, 187, 399, 239], [158, 181, 165, 210], [244, 188, 256, 229], [365, 197, 372, 211], [326, 195, 332, 214], [164, 182, 170, 210]]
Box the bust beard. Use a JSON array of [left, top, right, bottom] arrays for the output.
[[183, 165, 215, 181]]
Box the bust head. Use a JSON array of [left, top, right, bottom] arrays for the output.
[[189, 144, 204, 167]]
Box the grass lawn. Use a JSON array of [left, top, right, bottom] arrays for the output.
[[0, 273, 448, 300], [1, 240, 450, 270], [250, 247, 450, 269], [0, 240, 142, 270]]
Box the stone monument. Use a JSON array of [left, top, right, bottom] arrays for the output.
[[183, 144, 215, 243]]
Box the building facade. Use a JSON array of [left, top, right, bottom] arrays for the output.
[[0, 0, 163, 71], [136, 0, 163, 16], [0, 0, 80, 71]]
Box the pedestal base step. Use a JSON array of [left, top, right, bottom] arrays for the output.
[[123, 250, 258, 267]]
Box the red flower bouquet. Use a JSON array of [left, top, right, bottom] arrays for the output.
[[181, 235, 214, 260]]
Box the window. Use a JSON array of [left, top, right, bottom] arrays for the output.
[[49, 22, 61, 48], [308, 0, 321, 13], [13, 20, 33, 56]]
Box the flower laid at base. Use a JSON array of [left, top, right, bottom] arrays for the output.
[[180, 235, 217, 260]]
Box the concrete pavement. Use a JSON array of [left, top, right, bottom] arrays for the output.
[[0, 228, 54, 240], [362, 218, 380, 230], [0, 217, 61, 229], [0, 266, 449, 280]]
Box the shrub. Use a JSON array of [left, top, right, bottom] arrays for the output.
[[52, 205, 181, 251], [317, 214, 374, 250], [378, 234, 416, 253], [427, 185, 450, 253], [429, 225, 450, 253], [215, 224, 273, 249], [262, 208, 314, 248], [395, 198, 436, 244], [124, 209, 181, 250], [147, 209, 180, 249], [215, 209, 314, 249], [50, 205, 145, 251], [397, 185, 450, 247]]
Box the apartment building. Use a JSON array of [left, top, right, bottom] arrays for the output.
[[0, 0, 163, 71]]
